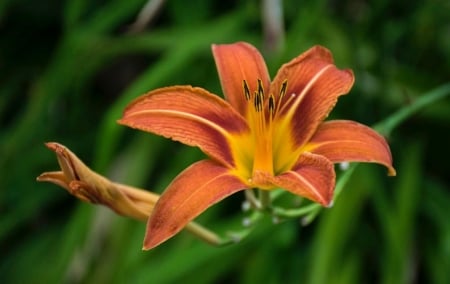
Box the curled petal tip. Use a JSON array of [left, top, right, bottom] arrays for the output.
[[326, 200, 334, 208], [44, 142, 61, 151], [36, 172, 58, 183], [36, 173, 45, 182], [388, 167, 397, 177], [36, 173, 53, 184]]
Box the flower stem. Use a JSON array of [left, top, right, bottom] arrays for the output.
[[245, 189, 261, 209], [259, 189, 272, 210], [184, 222, 226, 246], [185, 212, 263, 246], [374, 82, 450, 136]]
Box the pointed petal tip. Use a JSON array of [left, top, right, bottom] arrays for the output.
[[325, 199, 334, 208], [142, 236, 163, 251], [44, 142, 69, 156], [44, 141, 59, 150], [36, 173, 46, 182], [301, 45, 335, 65], [310, 45, 332, 57], [142, 242, 152, 250], [142, 243, 152, 251], [116, 118, 126, 126], [116, 118, 134, 129], [316, 195, 333, 208], [388, 167, 397, 177]]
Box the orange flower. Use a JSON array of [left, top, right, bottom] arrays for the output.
[[118, 42, 396, 249]]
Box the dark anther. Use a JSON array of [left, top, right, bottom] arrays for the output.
[[269, 95, 275, 115], [279, 80, 288, 100], [243, 80, 251, 101], [254, 92, 263, 112], [257, 79, 264, 100]]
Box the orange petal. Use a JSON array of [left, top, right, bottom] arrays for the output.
[[212, 42, 271, 116], [271, 152, 335, 207], [143, 160, 246, 250], [272, 46, 354, 148], [118, 86, 249, 168], [307, 120, 396, 176]]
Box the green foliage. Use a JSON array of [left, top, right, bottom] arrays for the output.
[[1, 0, 449, 283]]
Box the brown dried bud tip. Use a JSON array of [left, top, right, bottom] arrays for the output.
[[37, 142, 159, 221]]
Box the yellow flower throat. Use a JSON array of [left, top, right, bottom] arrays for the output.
[[241, 79, 288, 186]]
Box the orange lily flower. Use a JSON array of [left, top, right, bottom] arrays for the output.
[[118, 42, 396, 249]]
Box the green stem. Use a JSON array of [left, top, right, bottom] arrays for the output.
[[259, 189, 272, 210], [272, 203, 320, 218], [374, 83, 450, 136], [184, 222, 228, 246], [245, 189, 261, 209], [184, 210, 265, 246]]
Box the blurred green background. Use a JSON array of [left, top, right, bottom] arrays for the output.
[[1, 0, 449, 283]]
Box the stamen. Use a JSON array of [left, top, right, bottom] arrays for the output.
[[243, 80, 251, 101], [277, 92, 298, 116], [274, 79, 288, 117], [257, 79, 264, 100], [279, 80, 287, 100], [254, 91, 263, 112], [268, 94, 275, 115]]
